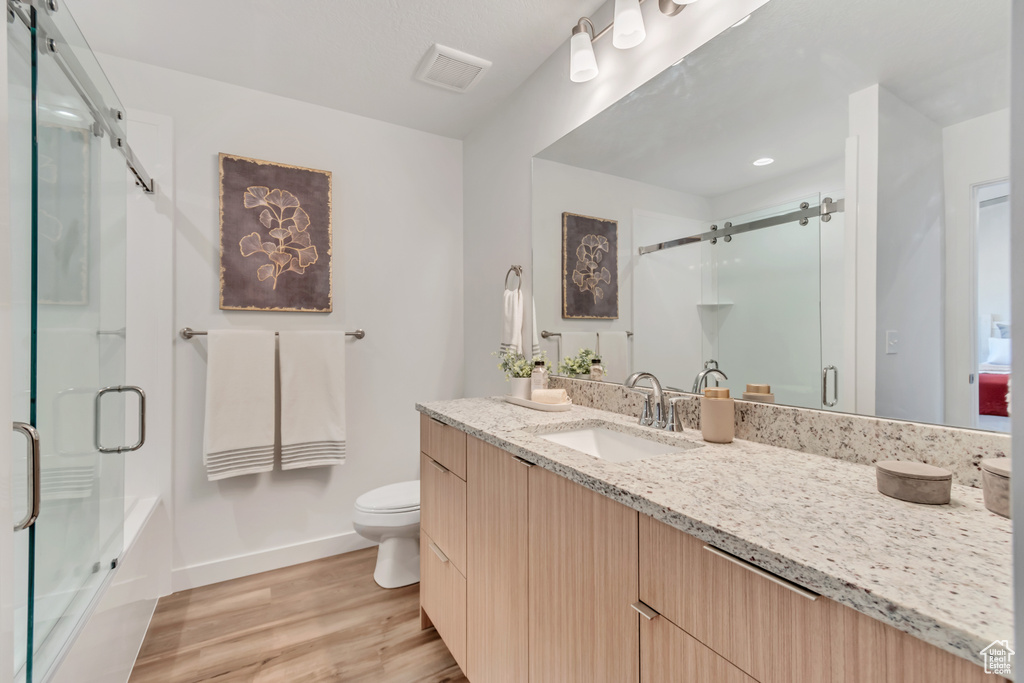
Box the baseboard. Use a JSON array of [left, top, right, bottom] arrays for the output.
[[171, 531, 377, 592]]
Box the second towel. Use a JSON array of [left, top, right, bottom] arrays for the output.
[[278, 331, 347, 470]]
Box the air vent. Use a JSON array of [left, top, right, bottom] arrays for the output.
[[415, 44, 491, 93]]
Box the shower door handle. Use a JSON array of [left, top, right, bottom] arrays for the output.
[[95, 385, 147, 453], [13, 422, 40, 531], [822, 365, 838, 408]]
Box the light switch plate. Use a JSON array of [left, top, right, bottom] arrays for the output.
[[886, 330, 899, 355]]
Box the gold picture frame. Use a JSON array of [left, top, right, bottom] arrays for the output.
[[219, 153, 333, 312]]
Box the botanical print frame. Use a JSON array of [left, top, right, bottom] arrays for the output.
[[562, 212, 618, 319], [219, 153, 332, 312]]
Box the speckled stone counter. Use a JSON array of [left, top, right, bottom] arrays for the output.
[[416, 397, 1013, 673]]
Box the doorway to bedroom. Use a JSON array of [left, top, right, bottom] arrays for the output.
[[976, 180, 1011, 432]]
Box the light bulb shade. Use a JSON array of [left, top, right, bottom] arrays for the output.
[[570, 31, 599, 82], [613, 0, 646, 49]]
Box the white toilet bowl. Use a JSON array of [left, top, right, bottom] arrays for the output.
[[353, 480, 420, 589]]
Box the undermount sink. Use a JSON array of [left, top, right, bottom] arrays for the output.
[[539, 426, 690, 463]]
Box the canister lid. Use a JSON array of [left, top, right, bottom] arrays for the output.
[[982, 457, 1011, 478], [876, 460, 952, 481], [745, 384, 771, 394], [704, 387, 730, 399]]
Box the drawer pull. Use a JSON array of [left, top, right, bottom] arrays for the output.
[[430, 459, 449, 474], [429, 541, 449, 564], [630, 601, 659, 621], [512, 456, 534, 468], [703, 545, 819, 601]]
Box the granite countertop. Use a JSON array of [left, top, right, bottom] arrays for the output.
[[416, 397, 1013, 672]]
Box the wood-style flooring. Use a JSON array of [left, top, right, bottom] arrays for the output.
[[129, 547, 467, 683]]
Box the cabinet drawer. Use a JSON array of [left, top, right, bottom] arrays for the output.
[[641, 612, 756, 683], [421, 452, 467, 573], [420, 413, 467, 480], [421, 530, 467, 673], [640, 515, 831, 683]]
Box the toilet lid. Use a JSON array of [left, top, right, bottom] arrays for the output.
[[355, 480, 420, 513]]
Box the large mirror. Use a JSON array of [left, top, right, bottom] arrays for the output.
[[532, 0, 1011, 432]]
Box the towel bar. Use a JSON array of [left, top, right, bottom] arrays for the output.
[[179, 327, 365, 340]]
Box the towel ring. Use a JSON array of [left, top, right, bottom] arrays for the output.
[[505, 265, 523, 292]]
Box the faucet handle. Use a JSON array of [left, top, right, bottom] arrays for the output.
[[639, 394, 653, 426], [653, 400, 668, 429]]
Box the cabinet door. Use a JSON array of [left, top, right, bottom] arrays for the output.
[[641, 613, 757, 683], [466, 437, 529, 683], [529, 466, 639, 683], [830, 599, 1007, 683], [640, 515, 831, 683]]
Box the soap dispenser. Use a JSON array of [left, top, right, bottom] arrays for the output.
[[700, 387, 735, 444], [741, 383, 775, 404]]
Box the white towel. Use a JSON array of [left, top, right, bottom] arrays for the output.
[[597, 331, 630, 383], [204, 331, 276, 481], [531, 298, 540, 357], [279, 331, 347, 470], [561, 332, 596, 368], [501, 288, 524, 355]]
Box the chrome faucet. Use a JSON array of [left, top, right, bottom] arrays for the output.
[[692, 360, 728, 394], [624, 371, 671, 430]]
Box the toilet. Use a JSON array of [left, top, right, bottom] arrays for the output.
[[353, 480, 421, 589]]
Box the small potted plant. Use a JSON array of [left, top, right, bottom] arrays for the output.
[[559, 348, 598, 379], [496, 349, 547, 400]]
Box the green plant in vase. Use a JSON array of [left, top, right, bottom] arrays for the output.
[[559, 348, 598, 377]]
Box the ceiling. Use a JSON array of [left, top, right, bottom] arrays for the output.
[[70, 0, 608, 139], [537, 0, 1011, 198]]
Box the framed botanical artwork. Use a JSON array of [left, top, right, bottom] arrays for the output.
[[219, 153, 332, 312], [562, 212, 618, 319]]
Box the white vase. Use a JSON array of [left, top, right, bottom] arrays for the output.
[[510, 377, 532, 400]]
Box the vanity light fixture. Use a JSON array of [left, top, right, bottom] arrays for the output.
[[571, 0, 697, 82], [613, 0, 647, 49], [570, 19, 600, 82], [752, 157, 774, 166]]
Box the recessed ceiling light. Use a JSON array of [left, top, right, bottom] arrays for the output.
[[732, 14, 751, 27], [752, 157, 774, 166], [673, 56, 685, 66]]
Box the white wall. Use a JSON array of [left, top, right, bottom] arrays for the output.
[[531, 158, 710, 381], [464, 0, 771, 397], [709, 158, 845, 219], [98, 55, 464, 590], [942, 108, 1010, 426], [873, 87, 946, 424]]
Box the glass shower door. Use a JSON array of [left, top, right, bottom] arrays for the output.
[[9, 4, 129, 680], [709, 197, 823, 409]]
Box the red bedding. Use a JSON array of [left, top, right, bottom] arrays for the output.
[[979, 373, 1010, 417]]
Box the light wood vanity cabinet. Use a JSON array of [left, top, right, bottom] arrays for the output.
[[639, 514, 832, 683], [420, 412, 467, 479], [418, 418, 999, 683], [420, 529, 467, 671], [466, 437, 529, 682], [420, 451, 466, 573], [641, 614, 757, 683], [528, 465, 640, 683]]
